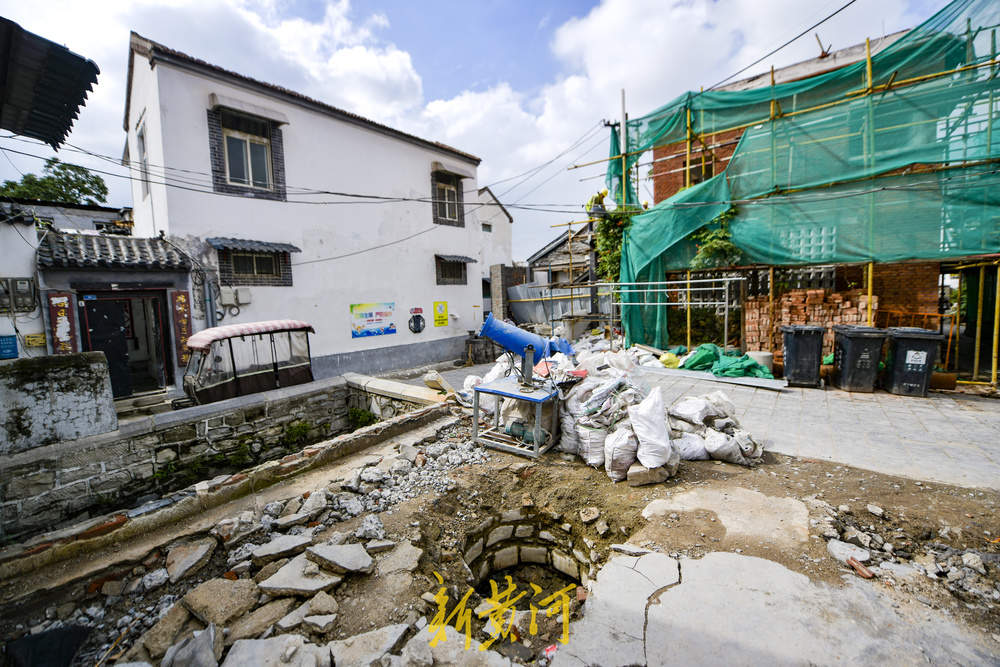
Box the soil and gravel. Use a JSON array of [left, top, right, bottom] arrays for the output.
[[1, 414, 998, 665]]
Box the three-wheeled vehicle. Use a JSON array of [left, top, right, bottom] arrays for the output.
[[181, 320, 315, 405]]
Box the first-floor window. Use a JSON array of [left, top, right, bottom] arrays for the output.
[[233, 251, 278, 276], [436, 256, 467, 285]]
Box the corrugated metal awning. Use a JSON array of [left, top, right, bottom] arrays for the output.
[[0, 18, 100, 148], [436, 254, 476, 263], [206, 237, 301, 253], [38, 232, 190, 271]]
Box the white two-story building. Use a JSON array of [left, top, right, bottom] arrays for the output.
[[123, 32, 508, 379]]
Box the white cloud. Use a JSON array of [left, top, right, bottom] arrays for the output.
[[0, 0, 925, 259]]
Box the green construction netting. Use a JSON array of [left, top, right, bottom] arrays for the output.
[[616, 0, 1000, 346]]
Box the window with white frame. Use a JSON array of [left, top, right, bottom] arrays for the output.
[[431, 171, 464, 227], [137, 124, 150, 199], [221, 111, 271, 189]]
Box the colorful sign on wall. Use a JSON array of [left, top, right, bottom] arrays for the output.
[[47, 292, 78, 354], [351, 302, 396, 338], [171, 290, 192, 367], [433, 301, 448, 327]]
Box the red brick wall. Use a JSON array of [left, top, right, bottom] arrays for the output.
[[872, 262, 940, 313], [651, 129, 744, 204], [743, 289, 878, 360]]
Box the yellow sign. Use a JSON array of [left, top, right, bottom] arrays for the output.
[[24, 333, 47, 347], [433, 301, 448, 327]]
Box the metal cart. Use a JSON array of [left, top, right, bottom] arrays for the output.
[[472, 375, 559, 459]]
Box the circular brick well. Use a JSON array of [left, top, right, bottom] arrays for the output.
[[459, 508, 593, 589]]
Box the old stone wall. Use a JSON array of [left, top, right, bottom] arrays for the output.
[[0, 352, 117, 454], [0, 376, 349, 542]]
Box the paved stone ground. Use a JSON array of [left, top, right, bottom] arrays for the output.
[[636, 370, 1000, 491]]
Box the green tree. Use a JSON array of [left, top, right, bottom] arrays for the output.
[[0, 157, 108, 205]]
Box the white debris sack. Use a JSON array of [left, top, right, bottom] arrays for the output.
[[702, 428, 748, 466], [668, 396, 718, 425], [577, 424, 608, 467], [701, 390, 736, 419], [669, 416, 705, 435], [627, 387, 677, 470], [604, 424, 638, 482], [476, 358, 513, 414], [558, 412, 579, 453], [581, 377, 627, 415], [732, 429, 763, 460], [674, 433, 710, 460]]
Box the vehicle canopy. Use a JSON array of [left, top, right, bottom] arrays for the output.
[[183, 320, 315, 404]]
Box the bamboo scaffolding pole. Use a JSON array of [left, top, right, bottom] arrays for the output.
[[686, 269, 692, 350], [568, 56, 1000, 173], [992, 264, 999, 385], [867, 262, 874, 326], [973, 265, 985, 380], [768, 267, 775, 352]]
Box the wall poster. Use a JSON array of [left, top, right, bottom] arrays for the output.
[[351, 302, 396, 338], [433, 301, 448, 327]]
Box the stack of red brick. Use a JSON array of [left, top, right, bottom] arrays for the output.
[[744, 288, 878, 360]]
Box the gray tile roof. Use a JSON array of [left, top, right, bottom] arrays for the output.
[[436, 254, 477, 263], [38, 232, 191, 271], [206, 237, 301, 253]]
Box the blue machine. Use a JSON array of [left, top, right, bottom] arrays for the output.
[[477, 313, 573, 360]]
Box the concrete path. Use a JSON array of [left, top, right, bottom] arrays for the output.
[[633, 368, 1000, 490], [553, 552, 998, 666]]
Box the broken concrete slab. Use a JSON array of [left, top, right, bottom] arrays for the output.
[[251, 535, 313, 565], [328, 623, 409, 667], [626, 463, 670, 486], [377, 541, 423, 575], [166, 538, 217, 584], [611, 544, 652, 556], [161, 623, 220, 667], [257, 554, 343, 597], [225, 598, 297, 645], [827, 539, 871, 564], [643, 552, 997, 665], [366, 539, 395, 554], [275, 590, 339, 632], [306, 543, 373, 574], [303, 614, 337, 633], [551, 553, 678, 667], [272, 512, 310, 530], [423, 624, 512, 666], [300, 491, 329, 516], [221, 635, 331, 667], [182, 579, 259, 626], [138, 602, 193, 659], [642, 487, 809, 547]]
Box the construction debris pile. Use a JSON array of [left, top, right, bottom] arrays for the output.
[[464, 333, 765, 485]]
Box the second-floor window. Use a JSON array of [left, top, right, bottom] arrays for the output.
[[432, 171, 464, 227], [137, 124, 150, 199], [222, 111, 271, 190]]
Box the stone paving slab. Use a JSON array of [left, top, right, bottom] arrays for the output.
[[636, 370, 1000, 490]]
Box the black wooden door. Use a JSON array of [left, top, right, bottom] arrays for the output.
[[84, 299, 132, 398]]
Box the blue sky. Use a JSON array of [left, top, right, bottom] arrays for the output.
[[0, 0, 944, 258], [348, 0, 599, 101]]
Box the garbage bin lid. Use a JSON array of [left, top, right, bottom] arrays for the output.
[[887, 326, 944, 340], [832, 324, 887, 337], [779, 325, 825, 334]]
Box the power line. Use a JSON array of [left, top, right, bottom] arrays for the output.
[[0, 145, 586, 213], [292, 226, 441, 267], [705, 0, 860, 91]]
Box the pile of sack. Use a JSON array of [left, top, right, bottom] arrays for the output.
[[461, 332, 764, 486]]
